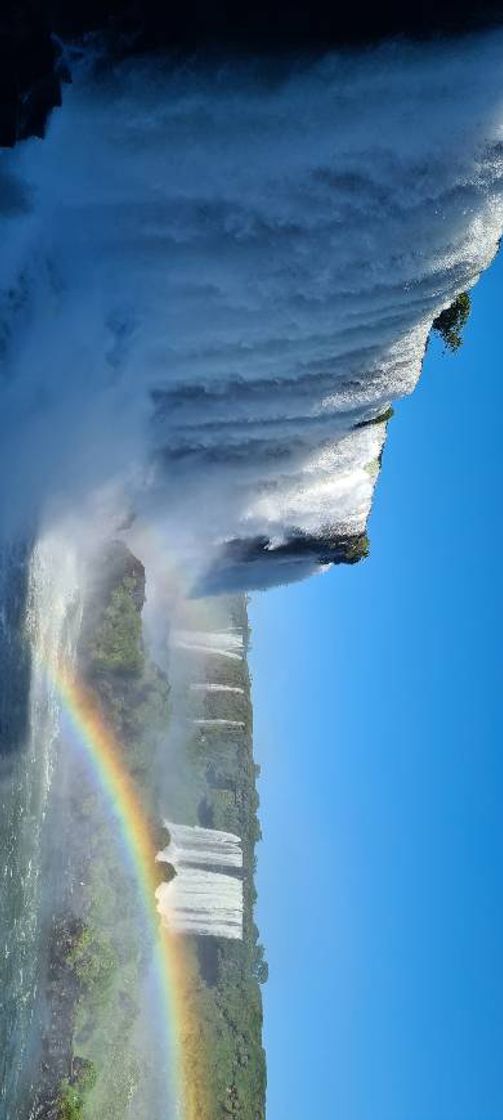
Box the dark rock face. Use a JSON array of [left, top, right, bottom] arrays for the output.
[[30, 916, 84, 1120], [0, 5, 63, 147], [197, 530, 370, 593], [1, 0, 503, 147], [223, 530, 370, 567]]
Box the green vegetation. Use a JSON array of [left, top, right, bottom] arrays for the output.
[[57, 1063, 96, 1120], [79, 548, 171, 798], [67, 924, 117, 1000], [68, 823, 145, 1118], [432, 291, 471, 351], [356, 405, 394, 428], [252, 941, 269, 986], [86, 576, 144, 674], [344, 532, 369, 563], [62, 547, 165, 1117], [65, 552, 265, 1120], [58, 843, 144, 1118]]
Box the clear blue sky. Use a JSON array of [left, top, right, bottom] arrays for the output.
[[250, 251, 503, 1120]]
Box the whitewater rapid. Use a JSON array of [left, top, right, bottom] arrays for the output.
[[0, 533, 81, 1116], [0, 32, 502, 589]]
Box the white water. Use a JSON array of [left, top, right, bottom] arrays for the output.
[[190, 683, 245, 694], [158, 822, 243, 868], [192, 718, 245, 729], [0, 34, 502, 589], [156, 822, 243, 938], [174, 643, 242, 661], [25, 534, 81, 805], [156, 871, 243, 938], [175, 631, 244, 653], [0, 531, 81, 1114], [173, 630, 244, 660]]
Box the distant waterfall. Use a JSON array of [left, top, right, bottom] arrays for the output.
[[0, 34, 502, 589], [192, 718, 245, 729], [173, 630, 244, 661], [0, 532, 81, 1115], [190, 683, 245, 695], [158, 822, 243, 869], [156, 823, 244, 939]]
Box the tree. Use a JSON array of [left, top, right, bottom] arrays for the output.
[[252, 943, 269, 985], [432, 291, 471, 351]]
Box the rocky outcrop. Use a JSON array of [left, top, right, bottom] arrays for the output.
[[197, 530, 370, 593], [1, 0, 502, 147], [0, 5, 64, 147], [232, 530, 371, 566]]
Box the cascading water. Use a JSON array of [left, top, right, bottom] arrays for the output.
[[192, 718, 245, 729], [156, 823, 244, 939], [174, 631, 244, 654], [0, 531, 81, 1116], [190, 684, 245, 694], [173, 631, 244, 661], [0, 33, 502, 590], [159, 822, 244, 869]]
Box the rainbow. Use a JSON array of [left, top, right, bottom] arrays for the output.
[[52, 663, 204, 1120]]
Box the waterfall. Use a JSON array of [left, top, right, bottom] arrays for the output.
[[175, 643, 242, 661], [0, 531, 81, 1115], [175, 631, 244, 654], [158, 822, 243, 869], [156, 823, 244, 938], [190, 684, 245, 694], [0, 34, 502, 589], [192, 718, 245, 729], [156, 871, 243, 939], [173, 630, 244, 661]]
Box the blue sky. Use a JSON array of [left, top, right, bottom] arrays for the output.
[[251, 250, 503, 1120]]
